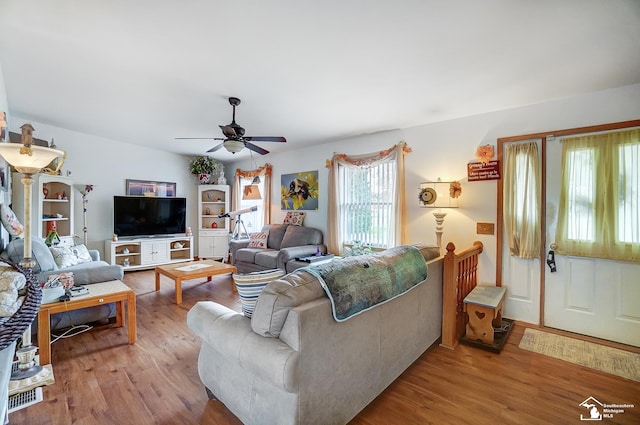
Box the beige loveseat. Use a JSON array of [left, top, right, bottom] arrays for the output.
[[187, 244, 442, 425]]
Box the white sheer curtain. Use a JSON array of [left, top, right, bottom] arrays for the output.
[[503, 141, 541, 259], [327, 142, 410, 255]]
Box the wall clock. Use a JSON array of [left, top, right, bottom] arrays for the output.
[[419, 187, 437, 206]]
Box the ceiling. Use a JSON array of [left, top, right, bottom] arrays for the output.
[[1, 1, 639, 161]]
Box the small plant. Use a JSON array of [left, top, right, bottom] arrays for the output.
[[189, 156, 217, 175], [346, 240, 373, 256]]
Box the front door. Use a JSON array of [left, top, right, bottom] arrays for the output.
[[543, 136, 640, 347]]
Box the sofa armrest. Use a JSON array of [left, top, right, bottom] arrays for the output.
[[277, 244, 327, 269], [89, 249, 100, 262], [228, 239, 251, 265], [187, 301, 299, 393]]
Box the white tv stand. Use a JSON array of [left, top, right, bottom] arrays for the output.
[[105, 235, 194, 271]]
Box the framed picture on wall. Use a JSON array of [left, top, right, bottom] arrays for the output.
[[126, 179, 176, 197], [280, 170, 319, 210]]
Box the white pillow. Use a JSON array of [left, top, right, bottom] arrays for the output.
[[49, 246, 79, 268], [0, 204, 24, 239], [50, 244, 93, 268], [247, 231, 269, 249], [71, 244, 93, 264]]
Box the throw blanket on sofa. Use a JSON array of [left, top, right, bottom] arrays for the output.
[[305, 245, 428, 321]]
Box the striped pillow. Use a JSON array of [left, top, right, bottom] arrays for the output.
[[233, 269, 285, 317]]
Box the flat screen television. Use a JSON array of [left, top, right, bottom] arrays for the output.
[[113, 196, 186, 238]]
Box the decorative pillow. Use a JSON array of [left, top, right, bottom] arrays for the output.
[[0, 204, 24, 239], [283, 211, 305, 226], [247, 231, 269, 249], [233, 269, 285, 317], [0, 238, 56, 273], [70, 244, 93, 264], [49, 246, 79, 269], [0, 264, 27, 318]]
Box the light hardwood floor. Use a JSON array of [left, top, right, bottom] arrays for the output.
[[9, 270, 640, 425]]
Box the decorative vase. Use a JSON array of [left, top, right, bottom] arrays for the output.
[[198, 173, 211, 184], [218, 168, 227, 185], [43, 186, 49, 198]]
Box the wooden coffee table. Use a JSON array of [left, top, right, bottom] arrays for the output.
[[154, 260, 237, 304], [38, 280, 136, 366]]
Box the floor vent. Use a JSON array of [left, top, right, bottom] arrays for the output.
[[8, 361, 44, 413]]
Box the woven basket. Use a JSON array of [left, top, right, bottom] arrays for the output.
[[0, 263, 42, 351]]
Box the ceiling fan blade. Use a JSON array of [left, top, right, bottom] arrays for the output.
[[244, 136, 286, 143], [244, 142, 270, 155], [207, 143, 224, 153], [175, 137, 224, 140], [219, 125, 238, 138]]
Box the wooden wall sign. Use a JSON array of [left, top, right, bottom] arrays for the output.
[[467, 160, 500, 181]]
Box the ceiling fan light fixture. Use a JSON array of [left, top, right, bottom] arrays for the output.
[[223, 139, 245, 154]]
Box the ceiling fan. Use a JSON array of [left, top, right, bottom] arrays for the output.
[[176, 97, 286, 155]]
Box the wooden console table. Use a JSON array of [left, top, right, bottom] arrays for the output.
[[37, 280, 136, 365]]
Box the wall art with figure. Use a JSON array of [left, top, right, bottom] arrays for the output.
[[281, 170, 318, 210]]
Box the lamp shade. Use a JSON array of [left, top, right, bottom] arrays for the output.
[[223, 139, 245, 153], [419, 181, 461, 208], [0, 143, 64, 174], [242, 184, 262, 200]]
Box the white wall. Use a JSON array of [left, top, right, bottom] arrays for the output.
[[230, 83, 640, 322], [0, 62, 11, 247], [5, 117, 198, 255]]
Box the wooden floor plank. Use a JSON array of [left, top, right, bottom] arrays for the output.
[[8, 270, 640, 424]]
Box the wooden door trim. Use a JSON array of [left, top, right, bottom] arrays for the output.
[[496, 118, 640, 326]]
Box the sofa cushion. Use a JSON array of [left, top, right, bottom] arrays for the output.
[[264, 224, 288, 250], [1, 238, 56, 274], [251, 270, 325, 337], [235, 248, 263, 264], [254, 251, 278, 269], [40, 261, 124, 286], [280, 225, 322, 249], [247, 230, 269, 249], [234, 269, 286, 317]]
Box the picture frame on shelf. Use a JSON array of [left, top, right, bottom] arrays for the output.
[[126, 179, 176, 197]]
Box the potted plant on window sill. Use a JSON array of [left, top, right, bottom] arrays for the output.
[[189, 156, 217, 184]]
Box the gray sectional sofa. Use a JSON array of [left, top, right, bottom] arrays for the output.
[[187, 244, 442, 425], [1, 238, 124, 331], [229, 224, 326, 274]]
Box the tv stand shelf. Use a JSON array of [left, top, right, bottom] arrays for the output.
[[105, 236, 193, 271]]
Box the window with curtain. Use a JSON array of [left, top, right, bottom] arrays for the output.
[[233, 164, 272, 234], [338, 160, 396, 249], [238, 175, 265, 233], [327, 142, 410, 254], [503, 141, 541, 259], [555, 128, 640, 261]]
